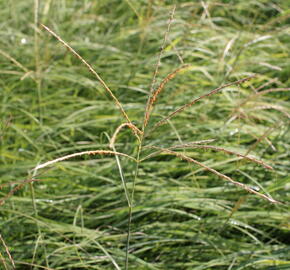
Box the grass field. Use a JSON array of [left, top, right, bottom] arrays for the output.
[[0, 0, 289, 269]]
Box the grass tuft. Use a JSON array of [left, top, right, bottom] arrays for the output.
[[0, 1, 289, 269]]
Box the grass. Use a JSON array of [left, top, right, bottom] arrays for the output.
[[0, 0, 289, 269]]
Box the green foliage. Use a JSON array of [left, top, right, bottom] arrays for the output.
[[0, 0, 289, 269]]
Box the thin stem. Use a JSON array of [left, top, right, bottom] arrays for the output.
[[109, 122, 142, 149], [238, 88, 290, 108], [29, 169, 50, 269], [125, 141, 142, 270], [125, 6, 176, 268], [0, 49, 29, 73], [152, 147, 279, 204], [150, 75, 256, 133], [0, 234, 15, 269], [166, 144, 273, 170], [34, 0, 42, 123], [245, 122, 283, 156], [0, 178, 45, 206], [33, 150, 136, 171], [143, 5, 176, 131], [41, 24, 131, 124], [111, 145, 131, 208]]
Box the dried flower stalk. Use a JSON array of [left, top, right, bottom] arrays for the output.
[[41, 24, 131, 124], [33, 150, 136, 171], [152, 147, 279, 204], [143, 5, 176, 130], [168, 144, 273, 170], [152, 75, 256, 131], [144, 64, 190, 127], [0, 234, 15, 269], [109, 123, 142, 149]]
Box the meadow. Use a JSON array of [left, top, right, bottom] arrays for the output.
[[0, 0, 289, 269]]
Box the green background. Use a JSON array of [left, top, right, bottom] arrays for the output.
[[0, 0, 289, 269]]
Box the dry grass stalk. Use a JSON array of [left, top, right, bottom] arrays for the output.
[[238, 87, 290, 107], [152, 147, 279, 204], [0, 178, 44, 206], [0, 252, 8, 270], [126, 6, 177, 269], [7, 260, 54, 270], [143, 5, 176, 130], [0, 115, 12, 142], [0, 234, 15, 269], [33, 150, 136, 171], [170, 139, 216, 145], [41, 24, 131, 124], [168, 144, 273, 170], [255, 87, 290, 95], [0, 179, 43, 190], [249, 104, 290, 118], [152, 75, 256, 130], [109, 122, 142, 149], [0, 49, 30, 74], [144, 64, 190, 127], [245, 122, 282, 156], [142, 139, 215, 161], [255, 78, 278, 91]]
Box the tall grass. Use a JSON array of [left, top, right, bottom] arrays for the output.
[[0, 1, 289, 269]]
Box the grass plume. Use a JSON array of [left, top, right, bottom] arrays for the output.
[[33, 150, 136, 171], [144, 64, 191, 127], [152, 75, 256, 131], [151, 147, 279, 204], [41, 24, 131, 124]]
